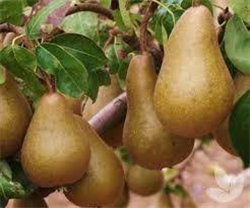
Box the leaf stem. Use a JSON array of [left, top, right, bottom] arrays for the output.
[[193, 0, 200, 7], [140, 0, 159, 52]]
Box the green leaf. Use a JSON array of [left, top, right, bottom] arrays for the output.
[[0, 45, 45, 97], [181, 0, 213, 13], [113, 10, 128, 32], [37, 43, 88, 99], [229, 0, 250, 24], [224, 16, 250, 75], [118, 57, 130, 89], [0, 65, 6, 84], [229, 90, 250, 168], [119, 0, 133, 28], [86, 71, 99, 101], [60, 12, 100, 43], [100, 0, 111, 8], [0, 161, 12, 179], [25, 0, 68, 39], [50, 33, 108, 71], [0, 0, 25, 25], [95, 69, 111, 86]]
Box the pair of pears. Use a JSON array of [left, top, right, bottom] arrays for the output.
[[124, 5, 235, 169], [21, 91, 124, 206]]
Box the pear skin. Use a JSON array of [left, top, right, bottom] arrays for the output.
[[64, 94, 85, 116], [126, 164, 163, 196], [154, 5, 234, 138], [153, 192, 172, 208], [21, 93, 90, 187], [0, 71, 32, 158], [64, 115, 125, 207], [12, 194, 48, 208], [214, 73, 250, 155], [123, 53, 195, 169], [83, 74, 124, 147]]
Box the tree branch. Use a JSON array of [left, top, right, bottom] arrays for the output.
[[140, 1, 159, 52], [66, 3, 114, 20], [89, 92, 127, 136]]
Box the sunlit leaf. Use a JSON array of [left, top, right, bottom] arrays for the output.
[[229, 0, 250, 23], [224, 16, 250, 75]]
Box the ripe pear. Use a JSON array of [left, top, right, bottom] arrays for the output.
[[104, 184, 130, 208], [12, 194, 48, 208], [64, 115, 125, 207], [154, 5, 234, 138], [153, 192, 172, 208], [123, 53, 195, 169], [83, 74, 124, 147], [0, 71, 32, 159], [63, 94, 85, 115], [126, 164, 163, 196], [213, 73, 250, 155], [21, 93, 90, 187]]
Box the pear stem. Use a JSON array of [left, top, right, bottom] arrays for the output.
[[193, 0, 200, 7], [140, 1, 159, 52]]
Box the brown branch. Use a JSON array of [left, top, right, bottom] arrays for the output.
[[0, 23, 23, 34], [66, 3, 114, 20], [140, 1, 159, 52], [89, 92, 127, 136]]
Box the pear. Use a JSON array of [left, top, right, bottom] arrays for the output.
[[64, 94, 85, 116], [154, 5, 235, 138], [123, 53, 195, 169], [104, 184, 130, 208], [64, 115, 125, 207], [153, 192, 172, 208], [213, 73, 250, 155], [21, 93, 90, 187], [0, 71, 32, 159], [126, 164, 163, 196], [83, 74, 124, 147], [12, 194, 48, 208]]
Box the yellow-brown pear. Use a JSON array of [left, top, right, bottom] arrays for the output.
[[126, 164, 163, 196], [83, 74, 124, 147], [21, 93, 90, 187], [213, 73, 250, 155], [123, 53, 195, 169], [64, 115, 124, 207], [154, 5, 234, 138], [0, 71, 32, 158], [12, 194, 48, 208]]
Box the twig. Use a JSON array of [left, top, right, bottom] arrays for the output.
[[89, 92, 127, 136], [140, 1, 159, 52], [66, 3, 114, 20], [0, 23, 23, 34]]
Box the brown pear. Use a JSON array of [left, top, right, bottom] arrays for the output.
[[64, 94, 85, 115], [0, 71, 32, 159], [12, 194, 48, 208], [123, 53, 195, 169], [21, 93, 90, 187], [126, 164, 163, 196], [64, 115, 124, 207], [213, 73, 250, 155], [154, 5, 234, 138], [83, 74, 124, 147]]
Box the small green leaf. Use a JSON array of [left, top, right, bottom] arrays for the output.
[[229, 0, 250, 24], [119, 0, 133, 28], [118, 57, 130, 89], [60, 12, 100, 43], [0, 65, 6, 84], [37, 43, 88, 99], [0, 0, 25, 25], [86, 71, 99, 101], [229, 90, 250, 168], [0, 45, 45, 97], [113, 10, 128, 32], [25, 0, 68, 39], [0, 161, 12, 179], [50, 33, 108, 71], [224, 16, 250, 75]]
